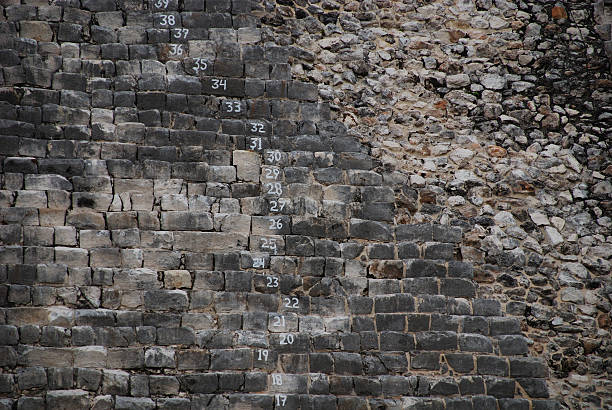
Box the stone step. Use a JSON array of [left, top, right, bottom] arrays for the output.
[[0, 393, 561, 410]]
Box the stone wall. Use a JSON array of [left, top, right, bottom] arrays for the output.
[[0, 0, 610, 409]]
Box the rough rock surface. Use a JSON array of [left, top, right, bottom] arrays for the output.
[[0, 0, 610, 409]]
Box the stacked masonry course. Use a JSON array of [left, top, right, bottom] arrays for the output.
[[0, 0, 609, 409]]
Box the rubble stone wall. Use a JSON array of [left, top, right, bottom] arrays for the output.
[[0, 0, 610, 409]]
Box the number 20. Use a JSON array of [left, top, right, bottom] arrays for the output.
[[279, 333, 294, 344]]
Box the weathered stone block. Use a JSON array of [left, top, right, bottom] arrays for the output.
[[114, 397, 155, 410], [161, 211, 213, 231], [477, 356, 509, 376], [46, 390, 89, 410], [17, 366, 47, 390], [210, 348, 252, 370], [144, 347, 175, 368], [144, 290, 188, 311]]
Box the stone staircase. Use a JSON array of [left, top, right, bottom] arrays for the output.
[[0, 0, 559, 409]]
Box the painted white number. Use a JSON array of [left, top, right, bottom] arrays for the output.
[[264, 168, 280, 180], [211, 78, 227, 90], [269, 199, 288, 212], [173, 28, 188, 38], [279, 333, 294, 345], [267, 150, 282, 163], [249, 137, 262, 151], [261, 238, 277, 253], [193, 58, 207, 73], [257, 349, 268, 361], [224, 101, 241, 113], [272, 315, 285, 327], [169, 44, 182, 55], [253, 257, 265, 268], [266, 276, 279, 288], [266, 182, 282, 196], [160, 14, 175, 26], [250, 122, 265, 133], [154, 0, 169, 8], [268, 218, 283, 230], [272, 374, 283, 385], [284, 297, 299, 309], [276, 394, 287, 407]]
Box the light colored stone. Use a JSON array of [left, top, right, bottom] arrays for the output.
[[214, 213, 251, 233], [181, 313, 215, 330], [494, 211, 517, 227], [560, 288, 583, 303], [233, 150, 260, 183], [529, 211, 550, 226], [410, 174, 426, 187], [75, 346, 107, 367], [544, 226, 563, 246], [20, 346, 74, 367], [25, 174, 72, 191], [448, 196, 466, 206], [489, 16, 509, 29], [561, 262, 589, 279], [593, 180, 612, 195], [446, 74, 470, 88], [160, 194, 188, 211], [551, 216, 565, 231], [113, 269, 161, 290], [173, 232, 249, 252], [481, 74, 507, 90], [80, 230, 112, 248], [449, 148, 475, 166], [20, 21, 53, 41], [164, 270, 192, 289], [454, 170, 479, 183]]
